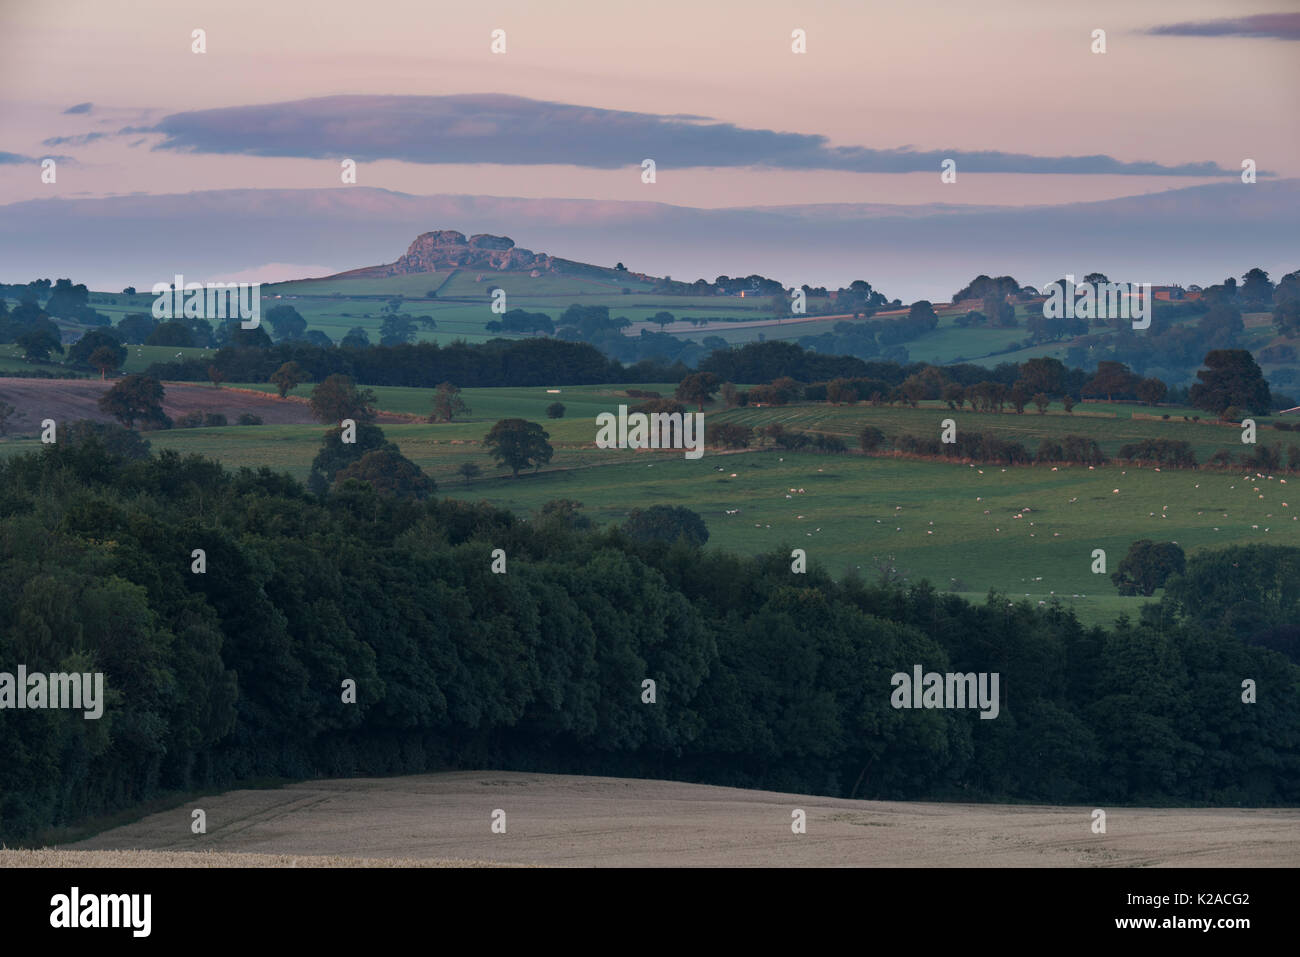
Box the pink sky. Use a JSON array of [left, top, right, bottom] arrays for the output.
[[1, 0, 1297, 208]]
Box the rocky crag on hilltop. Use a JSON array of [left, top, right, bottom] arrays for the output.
[[330, 230, 556, 279]]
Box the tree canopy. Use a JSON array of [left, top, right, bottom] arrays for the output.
[[97, 374, 167, 429], [310, 374, 377, 423], [1189, 350, 1273, 415], [484, 418, 553, 477], [0, 439, 1296, 845], [1111, 540, 1186, 597]]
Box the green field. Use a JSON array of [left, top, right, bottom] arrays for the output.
[[0, 342, 217, 375], [65, 275, 1297, 384], [229, 380, 679, 421], [12, 266, 1298, 634], [227, 378, 1286, 466], [247, 270, 774, 346], [709, 399, 1280, 462], [430, 448, 1293, 613], [5, 382, 1293, 627]]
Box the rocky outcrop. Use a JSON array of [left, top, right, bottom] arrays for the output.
[[330, 230, 556, 278]]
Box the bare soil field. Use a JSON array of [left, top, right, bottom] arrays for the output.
[[0, 377, 408, 433], [9, 771, 1297, 867]]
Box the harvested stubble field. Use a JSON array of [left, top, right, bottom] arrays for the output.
[[0, 377, 410, 433], [9, 772, 1299, 868], [0, 849, 508, 867]]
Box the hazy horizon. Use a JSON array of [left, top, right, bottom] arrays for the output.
[[2, 0, 1297, 296]]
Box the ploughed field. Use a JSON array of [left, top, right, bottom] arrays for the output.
[[9, 772, 1299, 867], [0, 377, 411, 432]]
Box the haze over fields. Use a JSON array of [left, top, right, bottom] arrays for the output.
[[1, 182, 1297, 302], [3, 2, 1298, 298]]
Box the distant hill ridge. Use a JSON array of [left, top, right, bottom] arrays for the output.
[[328, 229, 557, 279]]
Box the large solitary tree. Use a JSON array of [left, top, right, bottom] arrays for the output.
[[675, 372, 720, 411], [270, 361, 308, 398], [484, 418, 553, 477], [1111, 540, 1186, 597], [308, 421, 394, 494], [16, 327, 63, 361], [88, 345, 123, 380], [310, 374, 377, 423], [1018, 357, 1067, 396], [1189, 350, 1272, 415], [67, 329, 126, 371], [1082, 361, 1139, 402], [622, 505, 709, 547], [266, 304, 308, 342], [334, 449, 435, 499], [98, 374, 167, 429], [146, 321, 195, 347], [1135, 377, 1168, 407], [429, 382, 470, 422]]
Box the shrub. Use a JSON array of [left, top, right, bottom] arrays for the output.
[[1117, 438, 1196, 468], [1208, 449, 1236, 468], [710, 422, 752, 449], [858, 426, 887, 452], [762, 423, 810, 450], [1061, 435, 1106, 465], [1111, 540, 1186, 597], [238, 413, 263, 426], [204, 413, 227, 427], [622, 505, 708, 546], [1037, 440, 1064, 462], [632, 398, 686, 415]]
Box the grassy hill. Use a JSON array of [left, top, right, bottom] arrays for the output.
[[34, 257, 1295, 388], [5, 381, 1292, 627], [710, 399, 1271, 463]]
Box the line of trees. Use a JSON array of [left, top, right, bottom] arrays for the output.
[[28, 316, 1286, 418], [1, 433, 1296, 844], [699, 416, 1300, 473], [715, 351, 1280, 418]]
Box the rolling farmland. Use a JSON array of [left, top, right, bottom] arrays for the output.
[[4, 381, 1291, 626]]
